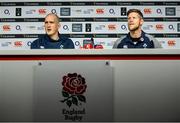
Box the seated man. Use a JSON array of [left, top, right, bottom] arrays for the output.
[[113, 9, 162, 48], [31, 13, 74, 49]]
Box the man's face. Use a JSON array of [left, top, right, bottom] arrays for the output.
[[44, 14, 60, 36], [127, 12, 143, 31]]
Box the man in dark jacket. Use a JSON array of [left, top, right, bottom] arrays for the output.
[[113, 9, 161, 48], [31, 13, 74, 49]]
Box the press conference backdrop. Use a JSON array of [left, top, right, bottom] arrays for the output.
[[0, 0, 180, 49]]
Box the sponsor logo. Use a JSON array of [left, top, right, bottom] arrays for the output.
[[3, 25, 11, 31], [156, 8, 163, 15], [85, 23, 91, 32], [109, 8, 115, 15], [51, 9, 57, 14], [15, 25, 22, 31], [38, 9, 47, 15], [27, 41, 32, 46], [16, 8, 22, 16], [143, 25, 153, 31], [26, 26, 36, 30], [14, 41, 23, 47], [1, 42, 11, 47], [165, 7, 176, 16], [177, 23, 180, 32], [72, 24, 82, 32], [60, 8, 71, 16], [144, 8, 152, 14], [63, 25, 69, 31], [4, 9, 10, 15], [121, 7, 127, 16], [168, 40, 176, 46], [96, 8, 104, 14], [74, 9, 82, 13], [83, 9, 94, 14], [108, 24, 116, 30], [95, 25, 106, 31], [156, 24, 164, 30], [37, 26, 44, 31], [121, 24, 127, 31], [168, 24, 175, 31], [74, 41, 80, 46], [26, 9, 36, 14]]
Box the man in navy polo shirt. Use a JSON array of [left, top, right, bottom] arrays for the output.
[[31, 13, 74, 49], [113, 9, 162, 48]]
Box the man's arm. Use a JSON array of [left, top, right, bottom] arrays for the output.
[[67, 39, 75, 49], [152, 38, 162, 48], [146, 34, 162, 48], [30, 39, 40, 49], [113, 36, 126, 48]]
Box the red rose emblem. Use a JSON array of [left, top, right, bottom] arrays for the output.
[[61, 73, 87, 107], [62, 73, 87, 94]]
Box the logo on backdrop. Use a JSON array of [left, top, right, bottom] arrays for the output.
[[61, 73, 86, 121], [72, 24, 82, 32], [16, 8, 22, 16], [4, 9, 11, 15], [85, 23, 91, 32], [177, 23, 180, 32], [144, 8, 152, 14], [96, 8, 104, 14], [60, 8, 71, 16], [165, 7, 176, 16], [121, 7, 127, 16]]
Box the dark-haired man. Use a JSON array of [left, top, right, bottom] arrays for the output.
[[113, 9, 161, 48]]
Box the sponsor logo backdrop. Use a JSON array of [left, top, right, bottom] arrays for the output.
[[0, 0, 179, 49]]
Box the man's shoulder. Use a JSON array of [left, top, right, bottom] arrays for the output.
[[32, 35, 46, 42], [144, 32, 162, 48], [60, 35, 72, 41], [113, 35, 127, 48], [59, 35, 75, 49], [30, 35, 46, 49], [144, 33, 155, 40]]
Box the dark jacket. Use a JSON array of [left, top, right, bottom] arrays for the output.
[[113, 31, 162, 48], [31, 34, 74, 49]]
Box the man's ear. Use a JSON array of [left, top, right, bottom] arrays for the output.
[[58, 23, 61, 29], [140, 18, 144, 26]]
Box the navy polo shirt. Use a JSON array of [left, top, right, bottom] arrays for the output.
[[113, 31, 156, 48], [31, 34, 74, 49]]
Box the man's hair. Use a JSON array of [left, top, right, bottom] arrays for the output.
[[127, 9, 143, 18], [44, 13, 60, 23]]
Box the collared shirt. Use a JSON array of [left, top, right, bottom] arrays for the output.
[[113, 31, 162, 48], [31, 34, 74, 49]]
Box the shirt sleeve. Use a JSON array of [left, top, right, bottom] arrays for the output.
[[112, 36, 126, 48], [30, 39, 39, 49], [145, 34, 162, 48], [66, 39, 75, 49], [152, 38, 162, 48]]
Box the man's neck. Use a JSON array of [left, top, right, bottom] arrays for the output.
[[130, 29, 142, 38], [50, 34, 59, 41]]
